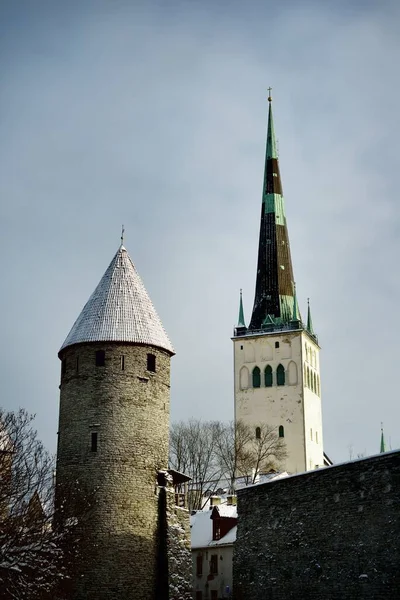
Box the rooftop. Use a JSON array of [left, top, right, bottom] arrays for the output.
[[60, 245, 174, 355]]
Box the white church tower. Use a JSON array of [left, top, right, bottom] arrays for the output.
[[233, 94, 325, 474]]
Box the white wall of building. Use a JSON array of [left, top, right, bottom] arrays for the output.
[[233, 329, 324, 474]]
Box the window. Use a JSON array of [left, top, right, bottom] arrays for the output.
[[62, 359, 67, 377], [91, 432, 98, 452], [304, 364, 307, 387], [240, 345, 243, 350], [147, 353, 156, 372], [121, 355, 125, 370], [264, 365, 273, 387], [210, 555, 218, 575], [255, 427, 261, 440], [277, 364, 285, 386], [313, 372, 317, 393], [95, 350, 105, 367], [252, 366, 261, 388], [275, 341, 280, 349], [279, 425, 284, 438], [196, 555, 203, 576]]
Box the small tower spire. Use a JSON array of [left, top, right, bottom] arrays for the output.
[[238, 289, 246, 328], [380, 423, 386, 453], [307, 298, 314, 335], [292, 282, 298, 321], [120, 224, 125, 247]]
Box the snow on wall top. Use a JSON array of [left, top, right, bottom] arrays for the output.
[[60, 245, 174, 354]]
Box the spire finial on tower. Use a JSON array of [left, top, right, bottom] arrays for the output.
[[380, 423, 386, 453], [268, 87, 272, 102], [237, 288, 246, 328], [307, 298, 315, 336], [292, 282, 298, 321], [120, 224, 125, 247]]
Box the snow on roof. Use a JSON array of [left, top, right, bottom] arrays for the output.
[[213, 504, 237, 518], [190, 505, 237, 549], [60, 245, 174, 354]]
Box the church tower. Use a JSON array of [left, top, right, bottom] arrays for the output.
[[55, 243, 174, 600], [233, 95, 324, 474]]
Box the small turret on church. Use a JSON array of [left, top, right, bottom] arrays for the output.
[[55, 243, 191, 600], [233, 94, 325, 474]]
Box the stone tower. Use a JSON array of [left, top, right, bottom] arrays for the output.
[[233, 95, 324, 474], [55, 243, 174, 600]]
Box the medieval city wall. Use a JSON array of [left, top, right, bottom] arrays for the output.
[[234, 450, 400, 600]]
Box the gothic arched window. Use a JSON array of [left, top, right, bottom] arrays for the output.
[[279, 425, 284, 438], [255, 427, 261, 439], [264, 365, 273, 387], [252, 366, 261, 388], [277, 364, 285, 386]]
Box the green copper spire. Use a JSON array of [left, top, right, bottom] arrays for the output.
[[266, 89, 278, 160], [307, 298, 314, 335], [292, 282, 298, 321], [238, 289, 246, 328], [380, 424, 386, 453], [249, 92, 297, 329]]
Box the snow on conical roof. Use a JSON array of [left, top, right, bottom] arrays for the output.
[[60, 245, 174, 354]]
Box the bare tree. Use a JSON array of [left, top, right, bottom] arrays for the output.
[[0, 408, 90, 600], [169, 419, 223, 511], [169, 419, 287, 509]]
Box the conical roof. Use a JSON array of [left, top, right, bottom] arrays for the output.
[[60, 245, 174, 354]]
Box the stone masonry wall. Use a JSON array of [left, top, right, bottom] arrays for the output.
[[234, 451, 400, 600], [56, 342, 171, 600]]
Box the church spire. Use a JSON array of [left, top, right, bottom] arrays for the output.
[[380, 424, 386, 453], [249, 93, 296, 330], [307, 298, 314, 335], [237, 289, 246, 328]]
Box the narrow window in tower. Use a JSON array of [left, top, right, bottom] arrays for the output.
[[255, 427, 261, 440], [147, 353, 156, 372], [91, 432, 98, 452], [252, 366, 261, 388], [121, 355, 125, 370], [265, 365, 273, 387], [61, 358, 67, 377], [277, 364, 285, 386], [95, 350, 105, 367], [279, 425, 284, 438], [275, 341, 280, 349]]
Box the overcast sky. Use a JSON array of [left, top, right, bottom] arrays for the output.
[[1, 0, 399, 464]]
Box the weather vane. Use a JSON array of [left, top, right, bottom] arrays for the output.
[[121, 224, 125, 246]]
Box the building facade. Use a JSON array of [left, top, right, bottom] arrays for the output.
[[233, 96, 324, 474], [55, 243, 191, 600]]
